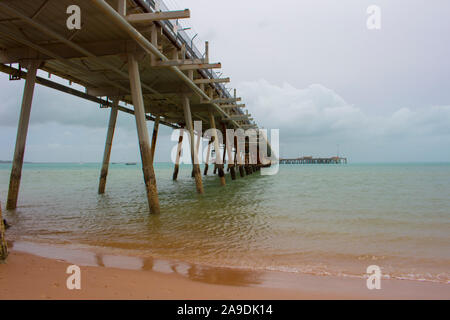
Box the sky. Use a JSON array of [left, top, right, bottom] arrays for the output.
[[1, 0, 450, 163]]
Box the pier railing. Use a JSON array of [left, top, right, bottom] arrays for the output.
[[141, 1, 228, 97], [139, 0, 251, 124]]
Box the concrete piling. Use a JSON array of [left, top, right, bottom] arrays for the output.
[[208, 110, 226, 186], [7, 61, 39, 210], [182, 95, 204, 194], [0, 202, 7, 261], [98, 99, 119, 194], [128, 53, 160, 214], [173, 129, 184, 180]]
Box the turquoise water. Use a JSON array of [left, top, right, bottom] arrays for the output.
[[1, 162, 449, 283]]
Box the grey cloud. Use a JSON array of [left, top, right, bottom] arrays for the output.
[[0, 75, 137, 130], [239, 79, 450, 159]]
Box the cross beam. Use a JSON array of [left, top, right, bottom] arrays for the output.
[[211, 97, 241, 104], [154, 59, 206, 67], [126, 9, 190, 24], [224, 116, 253, 121], [220, 104, 246, 109], [194, 77, 230, 84], [177, 63, 221, 71]]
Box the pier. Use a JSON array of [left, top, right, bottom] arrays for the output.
[[280, 157, 347, 165], [0, 0, 271, 214]]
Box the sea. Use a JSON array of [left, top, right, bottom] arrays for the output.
[[1, 162, 449, 284]]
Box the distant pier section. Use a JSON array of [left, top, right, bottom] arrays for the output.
[[280, 156, 347, 165]]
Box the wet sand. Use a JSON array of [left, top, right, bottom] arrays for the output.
[[0, 249, 449, 300]]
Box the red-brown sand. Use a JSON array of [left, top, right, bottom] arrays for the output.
[[0, 250, 449, 300]]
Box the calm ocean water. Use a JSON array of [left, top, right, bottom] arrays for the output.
[[1, 162, 449, 283]]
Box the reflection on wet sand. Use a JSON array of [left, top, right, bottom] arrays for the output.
[[185, 264, 263, 287], [141, 257, 154, 271], [95, 253, 105, 267], [11, 241, 264, 287]]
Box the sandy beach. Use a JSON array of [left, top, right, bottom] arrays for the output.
[[1, 248, 448, 300], [0, 0, 449, 305]]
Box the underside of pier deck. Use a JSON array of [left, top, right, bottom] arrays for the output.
[[0, 0, 268, 213]]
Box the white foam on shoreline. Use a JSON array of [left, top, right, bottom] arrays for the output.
[[10, 240, 450, 286]]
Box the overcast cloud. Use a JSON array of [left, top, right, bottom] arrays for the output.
[[0, 0, 449, 163]]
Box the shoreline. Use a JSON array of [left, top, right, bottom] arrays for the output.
[[0, 242, 449, 300]]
